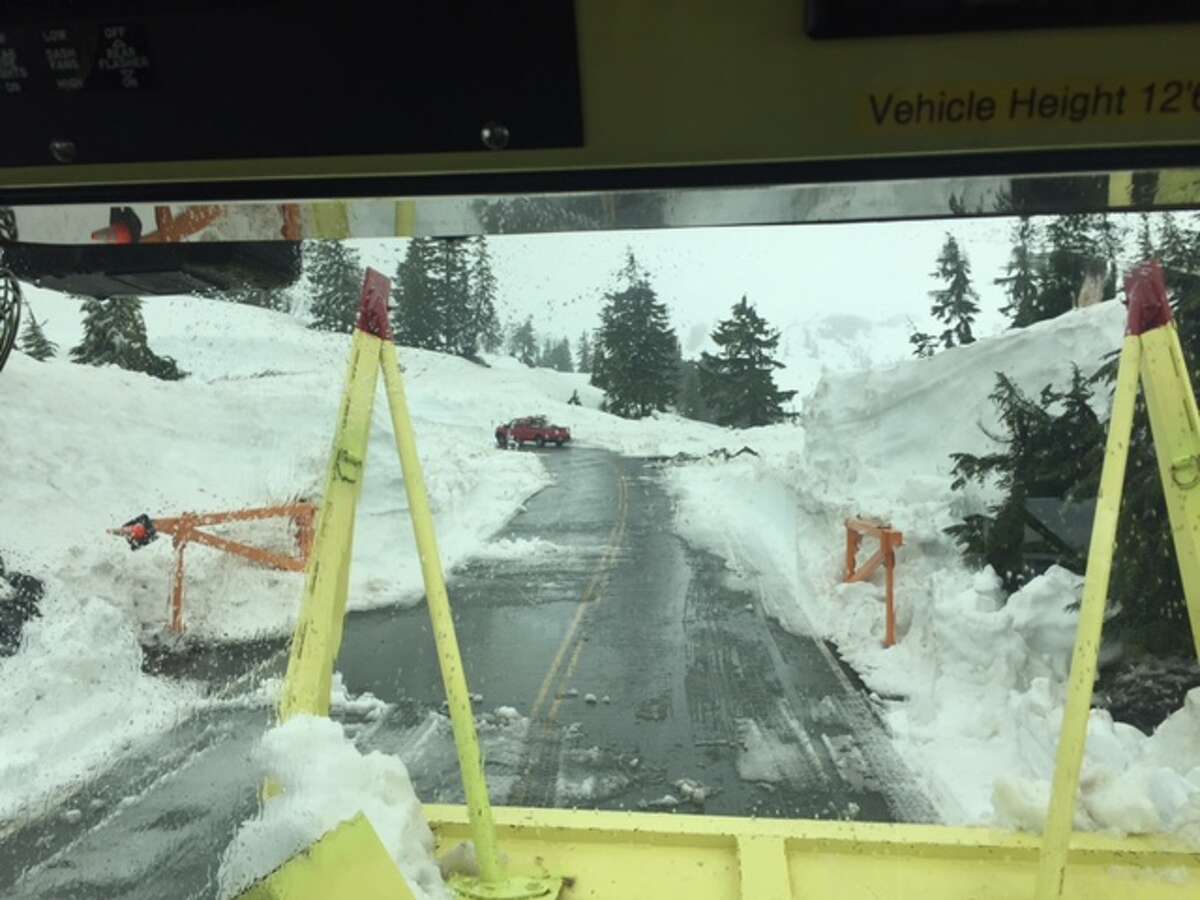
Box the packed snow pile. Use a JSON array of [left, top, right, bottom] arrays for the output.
[[668, 300, 1200, 837], [216, 715, 449, 900], [0, 592, 201, 822]]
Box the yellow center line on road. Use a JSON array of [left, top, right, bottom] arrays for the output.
[[526, 462, 629, 725]]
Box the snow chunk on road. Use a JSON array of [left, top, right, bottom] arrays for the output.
[[217, 715, 448, 900], [734, 719, 805, 785]]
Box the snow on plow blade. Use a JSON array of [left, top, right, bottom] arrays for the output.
[[233, 813, 417, 900], [426, 804, 1198, 900]]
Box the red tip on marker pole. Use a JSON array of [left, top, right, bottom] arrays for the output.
[[356, 268, 394, 340], [1125, 260, 1172, 336]]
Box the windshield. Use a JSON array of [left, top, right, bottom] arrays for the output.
[[2, 175, 1199, 899]]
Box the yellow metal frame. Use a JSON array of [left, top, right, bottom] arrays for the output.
[[265, 270, 562, 899], [426, 805, 1197, 900]]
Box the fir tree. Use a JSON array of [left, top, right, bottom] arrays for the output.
[[538, 336, 555, 368], [508, 316, 538, 367], [71, 296, 185, 380], [675, 358, 718, 423], [394, 238, 440, 349], [997, 217, 1041, 327], [433, 238, 473, 357], [1028, 214, 1112, 325], [18, 308, 57, 361], [590, 251, 678, 418], [576, 331, 593, 373], [909, 328, 937, 359], [220, 284, 290, 312], [469, 237, 503, 354], [1136, 214, 1156, 262], [928, 234, 980, 348], [306, 241, 363, 333], [546, 337, 574, 372], [946, 367, 1103, 592], [697, 296, 796, 428]]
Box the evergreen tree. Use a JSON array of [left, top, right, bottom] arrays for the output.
[[590, 251, 678, 418], [909, 328, 937, 359], [1028, 214, 1109, 325], [18, 308, 57, 361], [547, 337, 574, 372], [393, 237, 440, 349], [220, 284, 290, 312], [538, 336, 555, 368], [469, 237, 503, 354], [997, 217, 1042, 327], [71, 296, 185, 380], [675, 358, 719, 423], [306, 241, 363, 333], [576, 331, 593, 373], [508, 316, 538, 366], [1136, 214, 1156, 262], [697, 295, 797, 427], [928, 234, 980, 348], [946, 367, 1103, 592], [433, 237, 473, 357]]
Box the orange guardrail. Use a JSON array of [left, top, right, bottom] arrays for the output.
[[844, 517, 904, 648], [110, 503, 315, 633]]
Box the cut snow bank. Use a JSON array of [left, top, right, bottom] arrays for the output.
[[668, 302, 1200, 838], [0, 592, 201, 822], [216, 715, 449, 900]]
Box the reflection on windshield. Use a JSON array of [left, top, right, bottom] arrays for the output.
[[2, 200, 1199, 898]]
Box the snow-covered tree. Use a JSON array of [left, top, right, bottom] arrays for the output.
[[928, 234, 979, 348], [698, 295, 796, 428], [71, 296, 185, 380], [306, 241, 363, 333], [590, 251, 678, 418], [18, 307, 57, 361]]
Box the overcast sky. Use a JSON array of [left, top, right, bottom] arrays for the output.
[[359, 215, 1021, 357]]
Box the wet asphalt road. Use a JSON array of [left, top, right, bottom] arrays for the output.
[[1, 447, 932, 899]]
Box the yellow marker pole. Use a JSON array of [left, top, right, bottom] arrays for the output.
[[278, 329, 381, 722], [1140, 322, 1200, 657], [378, 340, 504, 884], [1035, 335, 1142, 900]]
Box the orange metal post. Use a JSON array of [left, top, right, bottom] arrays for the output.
[[845, 528, 862, 581], [170, 522, 191, 634], [843, 518, 904, 648]]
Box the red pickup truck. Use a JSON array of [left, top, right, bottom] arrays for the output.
[[496, 416, 571, 448]]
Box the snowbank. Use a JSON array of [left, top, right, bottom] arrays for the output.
[[668, 301, 1200, 837], [0, 592, 202, 822], [216, 715, 449, 900]]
